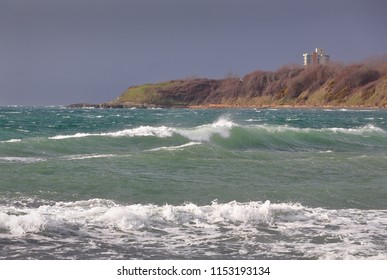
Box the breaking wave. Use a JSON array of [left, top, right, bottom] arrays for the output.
[[1, 116, 386, 161], [49, 126, 174, 139], [1, 198, 386, 259], [1, 199, 288, 236], [47, 116, 386, 143], [175, 117, 235, 141], [48, 117, 235, 141], [1, 117, 380, 156]]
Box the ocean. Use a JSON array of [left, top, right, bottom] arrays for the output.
[[0, 106, 386, 259]]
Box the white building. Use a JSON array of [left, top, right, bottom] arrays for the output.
[[303, 48, 330, 66]]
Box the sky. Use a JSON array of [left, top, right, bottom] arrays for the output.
[[1, 0, 386, 105]]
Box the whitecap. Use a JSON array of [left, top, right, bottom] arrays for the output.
[[2, 199, 387, 259], [49, 126, 174, 140], [0, 157, 46, 163], [49, 132, 93, 139], [249, 123, 386, 136], [146, 142, 202, 152], [254, 124, 312, 133], [104, 126, 173, 138], [48, 117, 235, 142], [0, 211, 46, 236], [327, 124, 386, 135], [62, 154, 116, 160], [175, 117, 235, 141], [0, 139, 21, 143], [0, 199, 300, 236]]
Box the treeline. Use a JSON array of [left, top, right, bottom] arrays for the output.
[[107, 57, 387, 108]]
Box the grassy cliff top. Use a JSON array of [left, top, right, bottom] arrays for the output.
[[94, 58, 387, 109]]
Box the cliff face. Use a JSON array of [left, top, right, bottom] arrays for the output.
[[106, 61, 387, 108]]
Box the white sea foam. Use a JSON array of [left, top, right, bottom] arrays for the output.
[[318, 150, 333, 153], [48, 117, 385, 145], [49, 132, 93, 139], [147, 142, 202, 152], [327, 124, 386, 135], [175, 117, 235, 141], [0, 139, 21, 143], [48, 117, 235, 142], [0, 157, 46, 163], [49, 126, 174, 139], [1, 199, 386, 259], [62, 154, 116, 160], [104, 126, 173, 138], [251, 123, 386, 136], [251, 124, 312, 134], [0, 211, 46, 236], [0, 199, 298, 235]]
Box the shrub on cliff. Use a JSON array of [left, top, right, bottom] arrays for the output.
[[332, 64, 381, 95], [286, 65, 337, 98]]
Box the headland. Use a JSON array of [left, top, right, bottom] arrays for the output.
[[69, 59, 387, 109]]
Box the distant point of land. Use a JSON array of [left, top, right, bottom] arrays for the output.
[[69, 56, 387, 109]]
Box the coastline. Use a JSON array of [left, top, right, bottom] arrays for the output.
[[69, 61, 387, 110], [67, 102, 387, 110], [186, 104, 387, 110]]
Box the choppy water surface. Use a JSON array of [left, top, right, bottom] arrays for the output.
[[1, 106, 386, 259]]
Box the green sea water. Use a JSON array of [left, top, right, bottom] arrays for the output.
[[1, 106, 386, 259]]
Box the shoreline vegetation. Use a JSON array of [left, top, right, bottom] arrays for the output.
[[69, 58, 387, 109]]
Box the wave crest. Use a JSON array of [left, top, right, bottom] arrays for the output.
[[48, 117, 236, 142], [175, 117, 235, 141], [0, 199, 304, 235], [49, 126, 174, 139], [0, 211, 45, 236], [2, 199, 386, 259]]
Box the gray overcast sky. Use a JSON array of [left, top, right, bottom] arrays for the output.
[[1, 0, 386, 105]]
